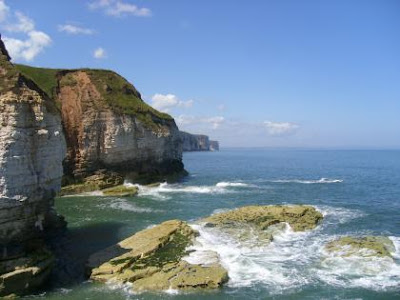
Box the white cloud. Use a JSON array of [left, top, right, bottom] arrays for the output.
[[58, 24, 94, 35], [89, 0, 151, 17], [4, 11, 34, 33], [151, 93, 193, 113], [217, 104, 226, 111], [0, 4, 51, 62], [176, 115, 225, 130], [3, 31, 51, 61], [264, 121, 299, 136], [93, 47, 106, 58], [0, 0, 9, 22]]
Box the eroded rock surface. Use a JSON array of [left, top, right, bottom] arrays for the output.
[[324, 236, 395, 258], [87, 220, 228, 292]]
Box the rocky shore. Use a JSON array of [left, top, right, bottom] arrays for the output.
[[86, 205, 323, 292]]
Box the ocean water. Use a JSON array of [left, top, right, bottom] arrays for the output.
[[28, 149, 400, 300]]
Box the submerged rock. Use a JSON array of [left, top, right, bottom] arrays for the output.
[[324, 236, 395, 258], [87, 220, 228, 292], [102, 185, 138, 197], [202, 205, 323, 232]]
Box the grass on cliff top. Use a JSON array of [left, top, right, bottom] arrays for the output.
[[15, 64, 60, 98], [15, 64, 173, 125], [85, 69, 173, 122]]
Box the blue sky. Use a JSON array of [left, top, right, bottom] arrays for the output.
[[1, 0, 399, 148]]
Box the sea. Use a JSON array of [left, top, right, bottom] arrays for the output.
[[26, 149, 400, 300]]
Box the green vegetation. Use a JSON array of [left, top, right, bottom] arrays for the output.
[[15, 65, 173, 129], [130, 232, 191, 270], [0, 55, 19, 93], [15, 64, 60, 98], [102, 185, 138, 197], [85, 69, 173, 127]]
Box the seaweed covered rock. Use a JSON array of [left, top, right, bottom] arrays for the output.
[[324, 236, 395, 258], [101, 185, 138, 197], [59, 170, 124, 196], [202, 205, 323, 232], [87, 220, 228, 292]]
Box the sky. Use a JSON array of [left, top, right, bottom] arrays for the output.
[[0, 0, 399, 148]]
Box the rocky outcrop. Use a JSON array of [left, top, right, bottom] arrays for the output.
[[180, 131, 219, 152], [16, 66, 185, 186], [202, 205, 323, 232], [324, 236, 395, 258], [0, 36, 66, 296], [87, 220, 228, 292], [209, 140, 219, 151]]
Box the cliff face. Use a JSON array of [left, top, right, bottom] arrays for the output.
[[209, 140, 219, 151], [180, 131, 219, 151], [0, 37, 66, 296], [0, 40, 66, 248], [16, 66, 184, 183]]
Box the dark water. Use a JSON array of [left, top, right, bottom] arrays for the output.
[[27, 149, 400, 299]]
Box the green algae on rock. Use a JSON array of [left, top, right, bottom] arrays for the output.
[[60, 170, 124, 196], [202, 205, 323, 232], [102, 185, 138, 197], [324, 236, 395, 258], [87, 220, 228, 292]]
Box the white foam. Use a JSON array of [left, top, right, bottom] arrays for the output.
[[129, 181, 253, 200], [316, 205, 366, 225], [317, 237, 400, 291], [183, 210, 400, 294], [184, 223, 323, 294], [98, 198, 158, 213], [267, 178, 343, 184], [215, 182, 251, 188]]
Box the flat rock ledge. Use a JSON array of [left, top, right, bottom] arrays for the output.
[[324, 236, 395, 258], [0, 247, 54, 297], [202, 205, 323, 232], [87, 220, 228, 292]]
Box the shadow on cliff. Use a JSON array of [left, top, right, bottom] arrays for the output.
[[46, 221, 126, 289]]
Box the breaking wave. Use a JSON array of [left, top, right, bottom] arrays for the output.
[[130, 181, 252, 200], [98, 198, 159, 213], [268, 178, 343, 184], [183, 206, 399, 294]]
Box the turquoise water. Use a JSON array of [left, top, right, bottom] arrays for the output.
[[28, 149, 400, 299]]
